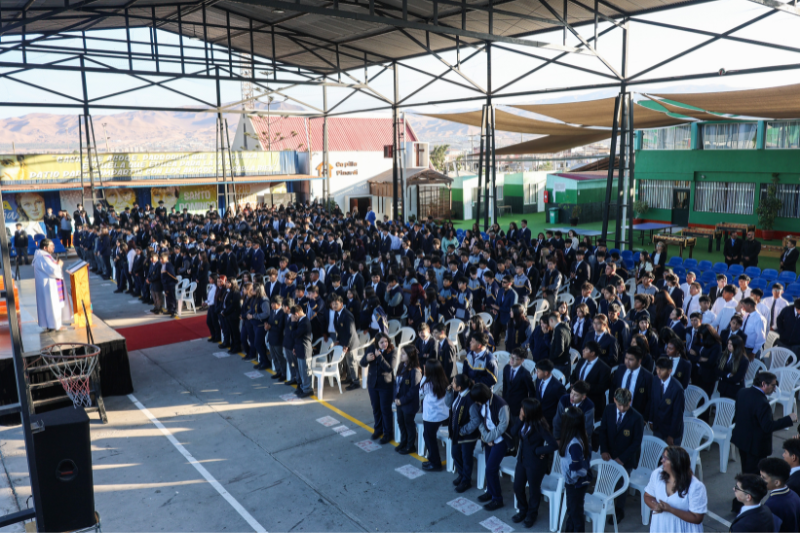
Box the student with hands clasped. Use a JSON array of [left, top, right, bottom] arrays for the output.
[[360, 333, 398, 445]]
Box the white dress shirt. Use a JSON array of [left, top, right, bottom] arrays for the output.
[[684, 293, 701, 316], [762, 296, 789, 330], [621, 367, 641, 400], [741, 310, 766, 353]]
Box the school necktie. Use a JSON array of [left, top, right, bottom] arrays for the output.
[[538, 380, 544, 399], [510, 367, 516, 382], [771, 299, 777, 328], [625, 371, 633, 392], [616, 411, 623, 429], [580, 363, 589, 381], [684, 295, 693, 313], [335, 311, 340, 325]]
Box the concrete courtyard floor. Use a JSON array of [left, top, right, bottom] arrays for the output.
[[1, 263, 797, 532]]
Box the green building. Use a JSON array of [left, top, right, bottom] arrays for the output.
[[544, 171, 619, 224], [634, 120, 800, 237], [450, 171, 546, 220]]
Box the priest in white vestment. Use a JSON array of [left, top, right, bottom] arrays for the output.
[[33, 239, 67, 331]]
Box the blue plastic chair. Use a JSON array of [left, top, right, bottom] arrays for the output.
[[673, 266, 687, 278], [53, 237, 66, 254], [481, 232, 489, 240], [713, 262, 728, 275], [609, 248, 621, 257], [700, 271, 716, 284], [456, 229, 465, 237], [728, 264, 744, 277], [744, 266, 761, 279], [779, 271, 797, 284], [621, 250, 634, 261], [749, 278, 767, 291], [624, 259, 635, 271], [667, 257, 683, 268], [698, 260, 713, 272], [688, 268, 702, 279], [684, 258, 698, 270], [786, 283, 800, 300], [768, 280, 784, 293], [704, 281, 717, 293], [27, 235, 37, 255], [761, 269, 779, 282]]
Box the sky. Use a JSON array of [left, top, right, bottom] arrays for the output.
[[1, 0, 799, 122]]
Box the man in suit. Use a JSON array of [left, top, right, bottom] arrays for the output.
[[781, 239, 799, 273], [415, 324, 436, 367], [732, 371, 796, 478], [571, 340, 611, 421], [741, 231, 762, 268], [433, 323, 458, 379], [597, 388, 645, 524], [502, 349, 535, 418], [572, 283, 598, 321], [776, 300, 800, 357], [552, 381, 595, 441], [724, 233, 743, 267], [290, 305, 314, 398], [614, 347, 653, 423], [649, 357, 685, 446], [533, 358, 567, 428], [782, 438, 800, 497], [759, 457, 800, 533], [730, 474, 776, 532], [548, 312, 572, 376], [331, 295, 361, 391], [570, 249, 590, 298]]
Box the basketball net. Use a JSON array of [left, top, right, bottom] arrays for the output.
[[41, 343, 100, 408]]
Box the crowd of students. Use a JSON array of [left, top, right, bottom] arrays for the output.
[[72, 197, 800, 531]]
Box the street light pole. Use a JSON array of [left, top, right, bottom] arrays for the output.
[[101, 122, 110, 152]]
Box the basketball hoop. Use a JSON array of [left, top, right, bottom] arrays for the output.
[[40, 343, 101, 408]]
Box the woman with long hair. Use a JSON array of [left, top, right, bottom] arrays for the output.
[[653, 290, 676, 332], [717, 335, 750, 399], [510, 398, 558, 528], [644, 446, 707, 532], [441, 229, 459, 252], [637, 251, 655, 284], [345, 287, 363, 329], [360, 333, 398, 444], [694, 324, 723, 396], [449, 374, 481, 493], [471, 383, 510, 510], [395, 345, 422, 454], [419, 360, 452, 472], [559, 406, 592, 533]]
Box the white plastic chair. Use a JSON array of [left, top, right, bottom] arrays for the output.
[[474, 446, 486, 490], [772, 367, 800, 416], [400, 305, 408, 320], [542, 455, 565, 532], [744, 358, 767, 388], [761, 347, 798, 370], [629, 436, 668, 526], [311, 347, 345, 400], [765, 331, 779, 350], [499, 456, 519, 510], [387, 319, 402, 340], [445, 318, 466, 346], [357, 336, 374, 389], [683, 385, 710, 418], [590, 287, 601, 301], [682, 417, 714, 480], [494, 351, 510, 394], [559, 459, 629, 533], [558, 293, 575, 307], [529, 298, 550, 315], [695, 397, 736, 473], [552, 368, 567, 387], [437, 426, 455, 473], [522, 359, 536, 374], [175, 278, 189, 304], [626, 277, 636, 297], [477, 312, 494, 328], [569, 348, 581, 376], [177, 281, 197, 316]]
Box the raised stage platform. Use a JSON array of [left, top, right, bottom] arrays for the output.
[[0, 277, 133, 424]]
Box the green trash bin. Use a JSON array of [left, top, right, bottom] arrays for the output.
[[548, 207, 559, 225]]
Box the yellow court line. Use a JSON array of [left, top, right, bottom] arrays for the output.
[[237, 351, 430, 463]]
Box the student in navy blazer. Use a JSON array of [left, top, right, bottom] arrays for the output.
[[450, 374, 481, 493], [596, 389, 644, 521], [649, 357, 685, 445], [614, 347, 654, 424], [664, 340, 692, 390], [360, 333, 398, 443], [533, 358, 567, 428], [502, 349, 535, 419], [759, 457, 800, 533], [394, 346, 422, 454], [730, 474, 778, 533], [717, 335, 750, 400], [509, 397, 559, 528], [570, 341, 611, 421]]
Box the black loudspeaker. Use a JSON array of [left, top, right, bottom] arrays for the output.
[[31, 406, 95, 532]]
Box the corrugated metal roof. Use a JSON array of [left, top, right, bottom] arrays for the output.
[[248, 116, 419, 152], [1, 175, 318, 192]]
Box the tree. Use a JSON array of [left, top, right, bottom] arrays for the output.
[[430, 144, 449, 171]]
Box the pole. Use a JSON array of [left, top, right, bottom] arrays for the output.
[[615, 21, 630, 249], [627, 95, 636, 248], [323, 84, 329, 206], [475, 106, 485, 226], [600, 96, 621, 240], [392, 62, 399, 222], [216, 66, 227, 213], [484, 42, 492, 231], [80, 56, 96, 213], [78, 117, 86, 210], [490, 105, 498, 226]]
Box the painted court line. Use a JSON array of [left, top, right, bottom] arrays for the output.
[[706, 511, 732, 528], [127, 394, 267, 533]]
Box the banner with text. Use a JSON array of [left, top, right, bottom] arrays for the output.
[[151, 185, 217, 214]]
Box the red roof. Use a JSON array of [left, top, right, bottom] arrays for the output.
[[248, 116, 418, 152]]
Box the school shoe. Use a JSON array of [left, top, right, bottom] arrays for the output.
[[512, 512, 527, 524], [270, 374, 283, 380], [452, 476, 463, 486], [455, 482, 472, 494], [346, 382, 360, 391], [477, 493, 493, 503], [483, 500, 504, 511], [523, 516, 537, 528], [370, 431, 383, 440], [296, 390, 312, 398], [379, 436, 392, 445], [255, 363, 269, 370], [397, 447, 413, 455], [284, 380, 297, 386], [421, 462, 442, 471]]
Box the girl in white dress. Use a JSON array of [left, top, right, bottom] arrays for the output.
[[644, 446, 707, 533]]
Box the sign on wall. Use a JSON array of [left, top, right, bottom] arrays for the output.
[[0, 152, 281, 183], [151, 185, 217, 214]]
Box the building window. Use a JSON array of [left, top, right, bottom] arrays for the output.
[[765, 121, 800, 149], [525, 183, 539, 205], [637, 180, 690, 209], [759, 183, 800, 218], [496, 186, 504, 202], [641, 125, 692, 150], [694, 181, 755, 215], [701, 123, 757, 150]]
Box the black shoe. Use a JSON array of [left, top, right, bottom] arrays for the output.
[[271, 374, 283, 380], [512, 512, 527, 524], [284, 380, 297, 386], [113, 290, 123, 293], [207, 338, 217, 343], [220, 343, 230, 349], [296, 390, 313, 398], [370, 431, 382, 440], [455, 482, 472, 493], [255, 363, 269, 370], [523, 516, 537, 528], [346, 382, 360, 391], [294, 388, 304, 395], [477, 493, 492, 503], [243, 355, 255, 360], [421, 462, 442, 471], [483, 500, 504, 511], [397, 447, 412, 455], [394, 444, 407, 453], [379, 436, 392, 445], [452, 475, 463, 486]]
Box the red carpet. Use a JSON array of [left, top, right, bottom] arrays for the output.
[[117, 315, 210, 351]]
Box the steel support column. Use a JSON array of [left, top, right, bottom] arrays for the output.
[[323, 84, 329, 204], [475, 105, 485, 226], [601, 96, 621, 239], [392, 62, 399, 221]]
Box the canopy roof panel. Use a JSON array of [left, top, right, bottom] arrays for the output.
[[511, 98, 690, 128], [0, 0, 707, 74], [495, 130, 611, 154], [421, 109, 604, 135], [652, 82, 800, 120]]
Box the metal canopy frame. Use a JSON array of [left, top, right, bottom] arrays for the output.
[[1, 0, 800, 528]]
